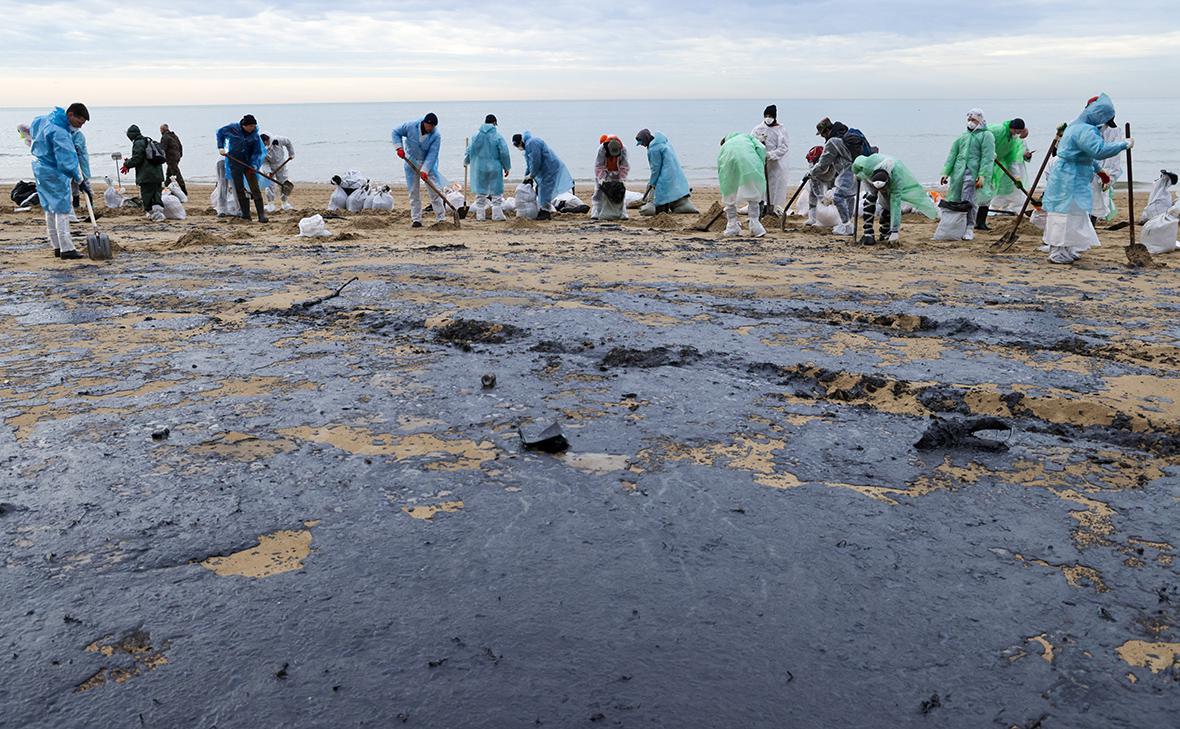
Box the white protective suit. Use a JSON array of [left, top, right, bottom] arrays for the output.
[[264, 136, 295, 208], [751, 119, 789, 215], [1089, 125, 1123, 221]]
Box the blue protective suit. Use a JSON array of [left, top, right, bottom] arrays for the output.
[[646, 132, 690, 205], [29, 107, 82, 214], [465, 123, 511, 196], [71, 128, 91, 181], [521, 131, 574, 207], [392, 117, 443, 187], [1043, 93, 1128, 215], [216, 122, 266, 177]]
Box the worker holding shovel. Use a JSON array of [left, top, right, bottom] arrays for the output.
[[392, 113, 445, 228], [215, 114, 268, 223]]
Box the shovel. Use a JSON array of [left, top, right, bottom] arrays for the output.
[[401, 154, 461, 227], [225, 154, 295, 197], [778, 174, 811, 231], [81, 184, 112, 260], [1123, 121, 1153, 267], [111, 152, 123, 189], [993, 123, 1067, 253]]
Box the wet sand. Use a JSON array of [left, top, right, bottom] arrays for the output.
[[2, 182, 1178, 727]]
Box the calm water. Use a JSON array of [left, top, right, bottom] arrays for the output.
[[2, 99, 1177, 188]]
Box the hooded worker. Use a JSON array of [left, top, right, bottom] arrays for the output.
[[159, 124, 186, 195], [978, 118, 1028, 229], [465, 114, 512, 221], [1091, 120, 1124, 224], [216, 114, 268, 222], [939, 108, 996, 241], [29, 104, 90, 259], [393, 113, 444, 228], [1041, 93, 1131, 264], [853, 151, 938, 245], [636, 129, 695, 215], [260, 133, 295, 210], [512, 131, 574, 221], [591, 135, 629, 220], [121, 124, 166, 219], [808, 120, 855, 234], [717, 132, 768, 238], [751, 104, 790, 216]]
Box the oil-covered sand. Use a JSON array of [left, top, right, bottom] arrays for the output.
[[2, 183, 1178, 727]]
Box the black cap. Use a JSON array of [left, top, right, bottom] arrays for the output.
[[261, 133, 271, 143], [240, 114, 257, 127], [1010, 118, 1026, 130], [1164, 170, 1178, 186], [512, 133, 524, 147], [816, 117, 833, 137], [485, 114, 497, 124], [764, 104, 777, 119], [423, 112, 438, 125], [66, 102, 90, 121], [635, 128, 654, 147], [1106, 118, 1117, 128]]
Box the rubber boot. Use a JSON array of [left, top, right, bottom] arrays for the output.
[[749, 207, 767, 238], [235, 186, 252, 221], [723, 205, 741, 236], [975, 205, 990, 230], [254, 194, 268, 223]]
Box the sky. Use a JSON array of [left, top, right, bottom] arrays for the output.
[[2, 0, 1178, 106]]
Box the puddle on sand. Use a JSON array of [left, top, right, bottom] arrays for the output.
[[402, 501, 464, 520], [1117, 640, 1180, 674], [559, 452, 631, 474], [200, 520, 319, 578]]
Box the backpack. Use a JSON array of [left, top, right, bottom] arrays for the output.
[[10, 180, 38, 206], [144, 138, 167, 166], [845, 128, 874, 155]]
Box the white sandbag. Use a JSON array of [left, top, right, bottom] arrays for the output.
[[362, 189, 375, 210], [933, 209, 970, 240], [298, 214, 333, 238], [1141, 171, 1177, 223], [160, 191, 186, 220], [328, 185, 349, 211], [1142, 204, 1180, 254], [103, 176, 124, 209], [370, 186, 394, 211], [815, 202, 841, 228], [792, 186, 811, 216], [514, 183, 539, 220], [213, 160, 240, 217], [625, 189, 645, 208], [340, 170, 366, 191], [167, 178, 187, 203], [147, 205, 166, 222], [346, 185, 368, 213], [501, 196, 517, 213]]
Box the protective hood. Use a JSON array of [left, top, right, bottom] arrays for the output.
[[48, 107, 70, 131], [1075, 93, 1116, 127], [650, 132, 669, 148], [476, 122, 498, 137], [126, 125, 142, 140]]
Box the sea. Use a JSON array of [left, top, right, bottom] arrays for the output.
[[1, 99, 1177, 190]]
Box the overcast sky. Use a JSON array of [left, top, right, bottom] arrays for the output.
[[3, 0, 1177, 106]]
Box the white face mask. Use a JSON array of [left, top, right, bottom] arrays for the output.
[[764, 117, 776, 126], [967, 120, 980, 131]]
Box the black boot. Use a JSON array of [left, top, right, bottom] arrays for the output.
[[254, 195, 268, 223], [235, 188, 251, 221], [975, 205, 991, 230]]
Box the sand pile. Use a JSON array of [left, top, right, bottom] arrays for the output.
[[169, 229, 230, 250], [504, 217, 540, 230], [98, 206, 146, 218], [429, 220, 458, 230], [644, 213, 683, 230], [351, 217, 393, 230], [333, 232, 360, 241]]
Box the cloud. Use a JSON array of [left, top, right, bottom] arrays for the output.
[[2, 0, 1177, 104]]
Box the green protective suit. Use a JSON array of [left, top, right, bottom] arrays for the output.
[[985, 121, 1025, 201], [125, 125, 165, 211], [716, 132, 767, 204], [941, 126, 995, 203], [852, 153, 939, 221]]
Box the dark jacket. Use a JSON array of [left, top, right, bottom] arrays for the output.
[[161, 130, 183, 165], [124, 125, 165, 186]]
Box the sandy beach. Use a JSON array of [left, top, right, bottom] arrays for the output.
[[2, 182, 1178, 726]]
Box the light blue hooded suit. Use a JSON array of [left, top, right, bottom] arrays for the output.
[[646, 132, 690, 206], [520, 131, 574, 207], [1043, 93, 1128, 215], [392, 117, 443, 188], [465, 123, 511, 196], [29, 108, 82, 214]]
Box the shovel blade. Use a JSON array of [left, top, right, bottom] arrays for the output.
[[86, 230, 113, 260], [281, 181, 295, 197]]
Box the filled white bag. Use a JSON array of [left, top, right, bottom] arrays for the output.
[[160, 190, 186, 220], [815, 201, 841, 228], [340, 170, 366, 191], [167, 177, 188, 203], [933, 209, 970, 240], [328, 184, 349, 211], [346, 184, 368, 213], [1141, 171, 1177, 223], [444, 183, 466, 211], [298, 214, 333, 238], [501, 196, 517, 213], [514, 183, 539, 219], [1142, 203, 1180, 254], [103, 176, 125, 209], [147, 205, 166, 222], [625, 189, 645, 208], [370, 186, 394, 211]]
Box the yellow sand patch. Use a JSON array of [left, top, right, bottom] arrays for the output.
[[559, 453, 631, 474], [200, 521, 317, 578], [402, 501, 464, 520], [77, 630, 170, 692], [1116, 640, 1180, 674], [1027, 634, 1055, 664], [279, 425, 496, 470]]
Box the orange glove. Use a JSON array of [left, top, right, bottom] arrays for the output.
[[420, 171, 429, 181], [1097, 170, 1111, 186], [396, 147, 405, 159]]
